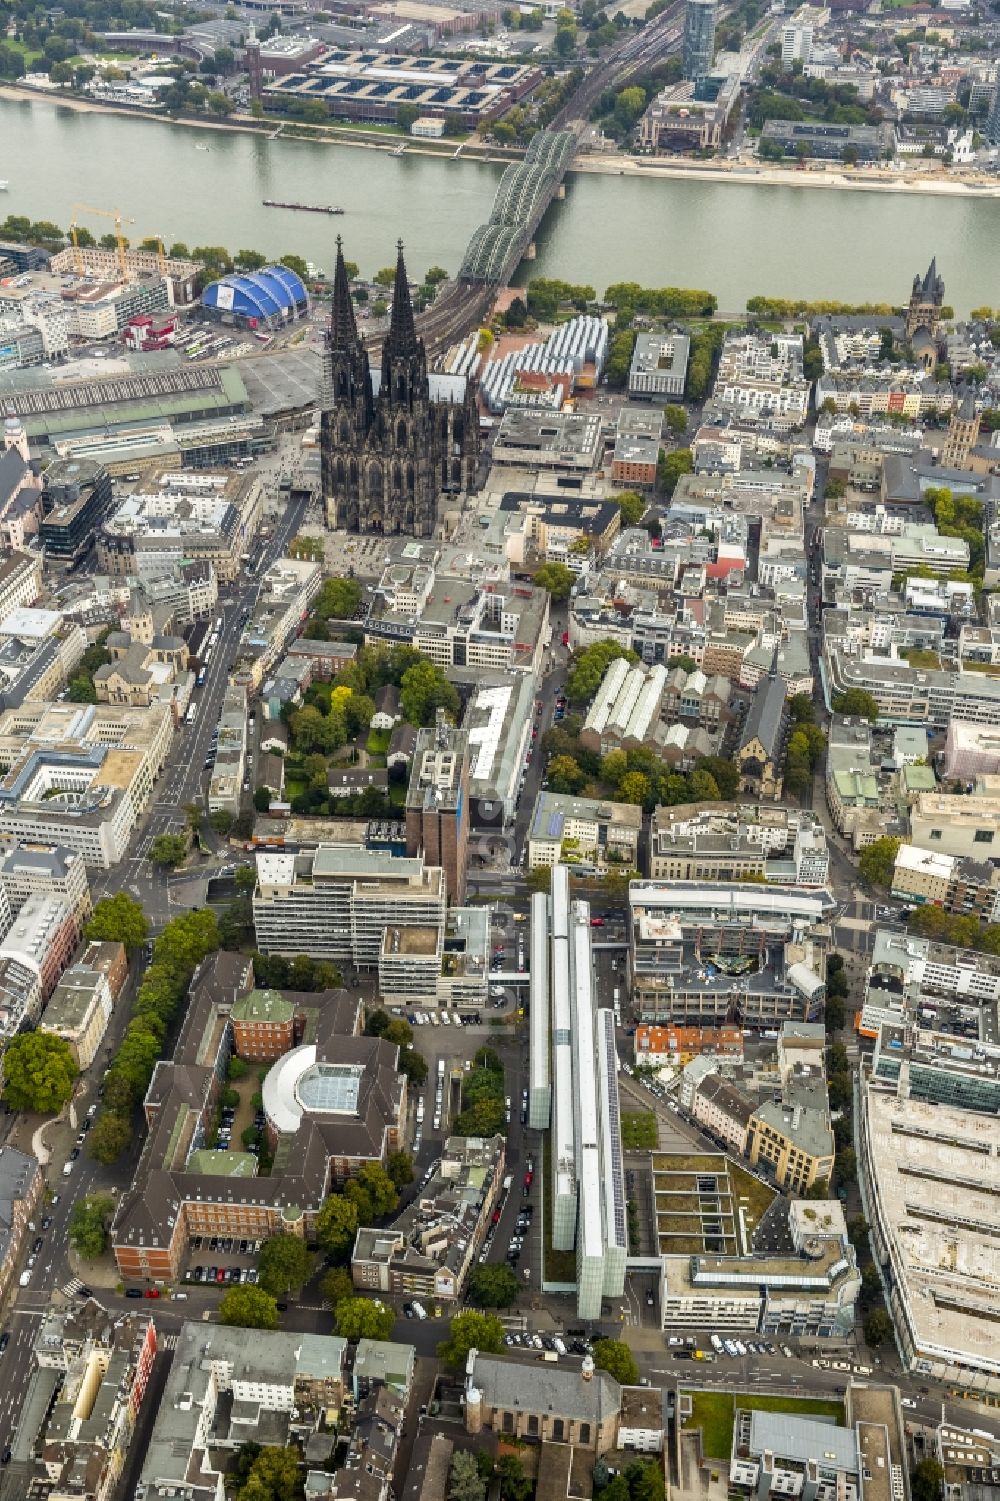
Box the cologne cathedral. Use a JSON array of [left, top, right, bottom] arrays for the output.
[[320, 239, 479, 536]]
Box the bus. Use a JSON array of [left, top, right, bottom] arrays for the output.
[[185, 703, 197, 726]]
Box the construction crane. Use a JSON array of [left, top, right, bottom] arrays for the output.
[[70, 205, 136, 282]]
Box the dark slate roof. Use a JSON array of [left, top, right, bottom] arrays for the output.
[[0, 448, 27, 508], [738, 674, 786, 761]]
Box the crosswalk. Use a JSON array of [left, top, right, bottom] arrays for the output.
[[60, 1277, 87, 1300], [159, 1333, 180, 1351]]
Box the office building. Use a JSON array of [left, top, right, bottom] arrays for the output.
[[0, 892, 80, 1006], [660, 1191, 859, 1335], [39, 458, 114, 562], [0, 701, 172, 867], [629, 881, 834, 1025], [730, 1410, 862, 1501], [0, 843, 91, 928], [526, 790, 642, 873], [253, 844, 446, 962], [627, 333, 691, 399], [111, 958, 407, 1282], [97, 469, 264, 583], [460, 673, 535, 833], [682, 0, 716, 79], [535, 864, 627, 1320], [0, 606, 87, 713], [908, 791, 1000, 860], [648, 803, 829, 885], [135, 1324, 349, 1501], [746, 1087, 834, 1195], [404, 713, 470, 903], [857, 1065, 1000, 1395]]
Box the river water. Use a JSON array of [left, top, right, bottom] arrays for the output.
[[4, 93, 1000, 313]]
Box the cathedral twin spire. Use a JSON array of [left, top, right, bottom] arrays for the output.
[[330, 236, 418, 359]]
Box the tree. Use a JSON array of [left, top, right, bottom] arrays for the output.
[[548, 754, 587, 794], [859, 836, 900, 891], [316, 576, 362, 620], [68, 673, 97, 704], [219, 1285, 280, 1329], [68, 1194, 114, 1259], [657, 447, 693, 497], [566, 640, 638, 703], [449, 1449, 487, 1501], [399, 659, 461, 727], [439, 1310, 506, 1368], [280, 254, 310, 282], [85, 892, 149, 955], [864, 1308, 893, 1347], [910, 1460, 944, 1501], [467, 1263, 520, 1307], [2, 1033, 77, 1114], [663, 403, 687, 435], [592, 1337, 639, 1385], [396, 102, 419, 131], [87, 1112, 132, 1165], [257, 1232, 312, 1296], [351, 1162, 400, 1218], [321, 1267, 354, 1308], [615, 491, 647, 527], [253, 786, 272, 813], [314, 1195, 360, 1263], [496, 1456, 531, 1501], [618, 771, 651, 806], [335, 1296, 396, 1341], [554, 22, 577, 54], [533, 562, 575, 601], [149, 834, 188, 870], [386, 1151, 415, 1189], [374, 266, 397, 287], [236, 1445, 303, 1501], [832, 688, 879, 722]]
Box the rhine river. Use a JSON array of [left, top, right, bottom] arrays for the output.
[[4, 93, 1000, 313]]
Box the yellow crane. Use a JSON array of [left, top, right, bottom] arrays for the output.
[[69, 205, 136, 282]]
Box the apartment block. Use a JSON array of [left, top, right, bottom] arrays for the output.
[[746, 1087, 834, 1195], [634, 1024, 744, 1068], [208, 683, 248, 817], [136, 1324, 349, 1501], [352, 1134, 505, 1302], [0, 1145, 43, 1303], [35, 1306, 157, 1501], [231, 558, 322, 693], [0, 605, 87, 713], [40, 966, 114, 1069], [892, 843, 1000, 921]]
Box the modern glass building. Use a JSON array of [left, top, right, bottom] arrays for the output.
[[536, 864, 627, 1318], [682, 0, 717, 81]]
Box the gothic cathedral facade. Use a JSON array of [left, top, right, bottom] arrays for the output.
[[320, 240, 479, 537]]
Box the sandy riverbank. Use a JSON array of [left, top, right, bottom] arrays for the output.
[[570, 151, 1000, 199], [0, 82, 515, 165]]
